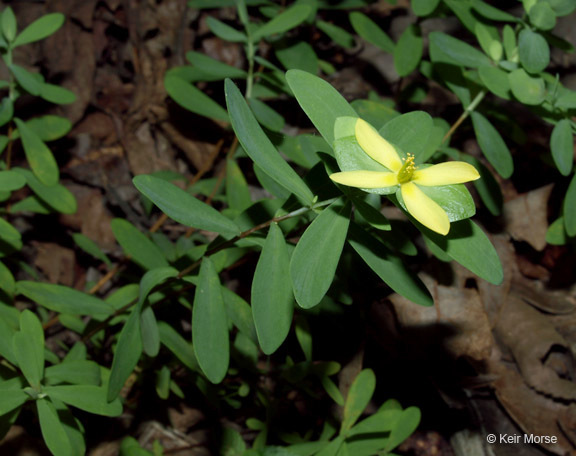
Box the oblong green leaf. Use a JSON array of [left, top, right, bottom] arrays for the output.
[[133, 174, 241, 237], [165, 75, 229, 122], [222, 287, 258, 344], [348, 224, 433, 306], [226, 159, 252, 213], [412, 0, 441, 16], [72, 233, 111, 266], [349, 12, 395, 53], [564, 173, 576, 237], [0, 97, 14, 128], [107, 308, 142, 401], [429, 31, 492, 68], [472, 0, 518, 21], [422, 219, 503, 285], [26, 115, 72, 142], [39, 83, 77, 105], [111, 218, 169, 270], [0, 388, 27, 416], [518, 28, 550, 73], [1, 7, 17, 42], [550, 119, 573, 176], [14, 118, 59, 186], [394, 25, 423, 77], [225, 78, 314, 204], [471, 111, 514, 178], [13, 167, 76, 214], [44, 360, 101, 386], [342, 369, 376, 433], [16, 281, 114, 316], [509, 68, 546, 105], [0, 170, 26, 192], [12, 310, 44, 387], [37, 399, 74, 456], [13, 13, 65, 47], [252, 5, 311, 42], [529, 1, 556, 30], [386, 407, 421, 452], [276, 41, 319, 74], [286, 69, 358, 146], [185, 51, 247, 81], [478, 66, 511, 99], [158, 321, 198, 371], [317, 20, 355, 48], [252, 223, 294, 354], [0, 260, 15, 296], [10, 65, 42, 96], [192, 257, 229, 383], [206, 16, 247, 43], [290, 200, 350, 309], [45, 385, 122, 416]]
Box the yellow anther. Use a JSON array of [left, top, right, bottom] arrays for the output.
[[397, 154, 417, 184]]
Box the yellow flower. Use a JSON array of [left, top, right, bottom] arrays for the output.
[[330, 118, 480, 235]]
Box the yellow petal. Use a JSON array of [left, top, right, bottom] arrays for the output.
[[412, 161, 480, 186], [401, 182, 450, 235], [355, 118, 402, 172], [330, 171, 398, 188]]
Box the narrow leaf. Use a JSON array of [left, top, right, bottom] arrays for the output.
[[165, 76, 229, 122], [252, 223, 294, 354], [290, 200, 350, 309], [471, 111, 514, 178], [550, 119, 574, 176], [45, 385, 123, 416], [192, 257, 229, 383], [429, 31, 492, 68], [349, 12, 394, 53], [564, 173, 576, 237], [252, 5, 311, 42], [133, 174, 241, 237], [394, 25, 423, 77], [111, 218, 169, 270], [13, 13, 65, 47], [225, 79, 314, 204], [12, 310, 44, 387], [13, 167, 76, 214], [341, 369, 376, 433], [37, 399, 73, 456]]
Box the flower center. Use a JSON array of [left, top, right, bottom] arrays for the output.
[[397, 154, 416, 184]]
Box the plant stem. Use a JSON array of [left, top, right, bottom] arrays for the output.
[[442, 90, 486, 144]]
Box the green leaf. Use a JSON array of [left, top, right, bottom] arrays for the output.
[[111, 218, 169, 270], [422, 219, 503, 285], [14, 118, 59, 186], [341, 369, 376, 433], [141, 307, 160, 357], [252, 223, 294, 354], [16, 281, 114, 316], [206, 17, 247, 42], [0, 170, 26, 192], [470, 112, 514, 178], [350, 100, 399, 130], [165, 76, 229, 122], [276, 41, 319, 74], [564, 173, 576, 237], [412, 0, 441, 16], [394, 25, 423, 77], [317, 20, 355, 48], [290, 200, 350, 309], [13, 13, 65, 47], [252, 5, 311, 42], [352, 196, 391, 231], [226, 159, 252, 213], [380, 111, 433, 163], [0, 388, 27, 416], [478, 66, 511, 99], [348, 224, 433, 306], [133, 174, 241, 237], [461, 155, 503, 216], [225, 79, 314, 204], [529, 1, 557, 30], [222, 287, 258, 344], [44, 360, 101, 386], [107, 308, 142, 401], [546, 216, 567, 245], [386, 407, 421, 451], [45, 385, 122, 416], [185, 51, 247, 81], [475, 22, 502, 61], [72, 233, 111, 266], [508, 68, 546, 105], [1, 7, 17, 42], [555, 87, 576, 110], [39, 83, 77, 104], [37, 399, 74, 456], [0, 97, 14, 128], [158, 321, 198, 371], [0, 260, 15, 296], [429, 32, 492, 68], [286, 69, 358, 146], [12, 310, 44, 387], [349, 12, 394, 53], [503, 25, 518, 62], [13, 168, 76, 214], [550, 119, 573, 176], [26, 115, 72, 141], [549, 0, 576, 15], [518, 28, 550, 73], [472, 0, 518, 21], [10, 64, 42, 96], [248, 97, 285, 132], [193, 257, 229, 383]]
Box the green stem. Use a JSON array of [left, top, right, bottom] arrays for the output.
[[246, 39, 255, 99], [442, 90, 486, 144]]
